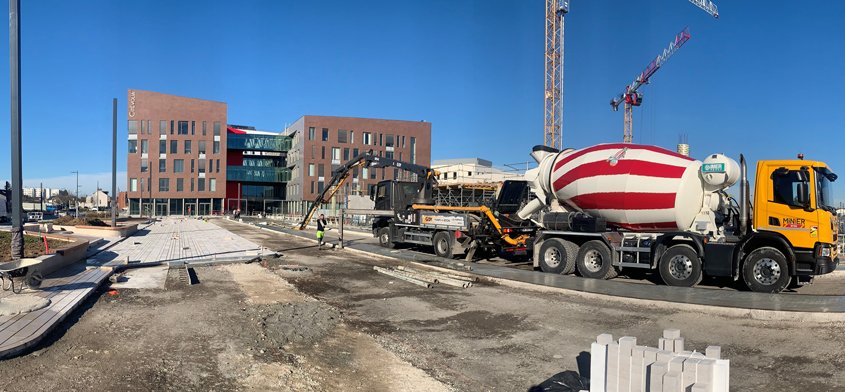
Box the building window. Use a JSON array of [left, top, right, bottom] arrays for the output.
[[178, 121, 188, 135], [170, 140, 178, 154], [213, 141, 220, 154], [159, 140, 166, 154], [159, 120, 166, 135], [468, 171, 472, 177], [174, 159, 184, 173], [308, 127, 315, 141], [141, 158, 148, 172], [202, 121, 207, 136], [190, 178, 194, 192], [191, 121, 195, 135], [128, 140, 137, 153], [184, 140, 192, 154], [140, 120, 146, 135], [338, 129, 347, 143], [322, 128, 329, 141], [308, 164, 315, 176], [363, 132, 371, 145], [343, 148, 350, 161], [209, 178, 217, 192], [318, 164, 325, 177], [332, 147, 340, 161], [321, 146, 325, 159], [191, 159, 195, 173], [353, 148, 359, 158], [159, 178, 169, 192], [310, 181, 314, 194], [386, 151, 394, 159], [399, 152, 402, 161], [128, 120, 138, 135], [410, 137, 416, 164], [402, 135, 406, 148], [170, 120, 174, 135], [311, 145, 316, 159], [130, 178, 138, 192], [362, 167, 368, 179], [386, 134, 394, 147], [140, 178, 145, 192], [199, 159, 206, 173], [176, 178, 184, 192], [214, 122, 221, 136], [198, 178, 205, 192], [159, 159, 166, 173], [199, 141, 206, 154], [216, 159, 220, 173], [350, 130, 354, 144], [317, 181, 324, 193], [379, 133, 383, 146], [210, 159, 215, 173]]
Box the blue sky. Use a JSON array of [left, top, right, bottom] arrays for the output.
[[0, 0, 843, 204]]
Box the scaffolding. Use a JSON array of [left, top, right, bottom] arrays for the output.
[[433, 183, 500, 207]]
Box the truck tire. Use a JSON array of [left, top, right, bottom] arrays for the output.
[[538, 238, 577, 274], [377, 228, 394, 248], [432, 231, 454, 259], [576, 240, 616, 279], [742, 247, 791, 293], [658, 244, 703, 287]]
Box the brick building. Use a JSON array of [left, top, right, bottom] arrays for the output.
[[283, 115, 432, 215], [126, 90, 227, 216]]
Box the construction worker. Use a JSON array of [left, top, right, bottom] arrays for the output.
[[316, 214, 328, 249]]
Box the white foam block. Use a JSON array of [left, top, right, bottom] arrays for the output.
[[648, 362, 667, 392], [591, 342, 608, 392], [607, 342, 620, 392], [630, 346, 646, 392], [663, 329, 681, 339]]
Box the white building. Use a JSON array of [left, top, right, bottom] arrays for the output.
[[22, 187, 62, 198], [431, 158, 524, 185]]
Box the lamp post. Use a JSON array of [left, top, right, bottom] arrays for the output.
[[71, 171, 78, 217]]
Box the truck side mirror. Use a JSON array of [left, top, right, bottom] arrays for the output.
[[796, 182, 810, 207]]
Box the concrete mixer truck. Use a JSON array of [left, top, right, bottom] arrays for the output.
[[517, 143, 839, 293]]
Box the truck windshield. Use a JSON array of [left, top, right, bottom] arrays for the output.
[[815, 167, 837, 212]]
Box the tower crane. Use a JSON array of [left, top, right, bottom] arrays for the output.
[[610, 27, 691, 144], [544, 0, 568, 150], [689, 0, 719, 18]]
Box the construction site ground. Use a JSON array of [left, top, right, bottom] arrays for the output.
[[0, 218, 843, 391]]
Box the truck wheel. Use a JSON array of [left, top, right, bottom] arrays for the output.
[[742, 247, 790, 293], [432, 231, 454, 258], [377, 228, 394, 248], [576, 240, 615, 279], [538, 239, 577, 274], [658, 244, 703, 287]]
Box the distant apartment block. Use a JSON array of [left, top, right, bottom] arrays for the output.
[[126, 89, 227, 216], [283, 115, 432, 214], [431, 158, 523, 185], [125, 90, 432, 217]]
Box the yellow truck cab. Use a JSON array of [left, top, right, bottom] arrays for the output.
[[749, 159, 839, 289]]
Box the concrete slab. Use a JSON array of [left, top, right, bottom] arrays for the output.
[[110, 266, 168, 289], [0, 295, 50, 316]]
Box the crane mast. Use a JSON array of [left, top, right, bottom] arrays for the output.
[[544, 0, 568, 150], [610, 27, 691, 143]]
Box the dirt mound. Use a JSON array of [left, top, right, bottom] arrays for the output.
[[255, 302, 340, 348]]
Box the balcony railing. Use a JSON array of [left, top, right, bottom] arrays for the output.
[[227, 166, 291, 183], [227, 133, 291, 152]]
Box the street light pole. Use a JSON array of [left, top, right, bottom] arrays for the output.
[[71, 171, 78, 218], [9, 0, 24, 259]]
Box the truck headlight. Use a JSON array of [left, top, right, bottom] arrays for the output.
[[821, 247, 831, 257]]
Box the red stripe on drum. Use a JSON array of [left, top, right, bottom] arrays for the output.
[[609, 221, 679, 231], [553, 143, 695, 171], [552, 159, 687, 192], [568, 192, 676, 210]]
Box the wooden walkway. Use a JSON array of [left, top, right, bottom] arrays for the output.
[[0, 217, 263, 358]]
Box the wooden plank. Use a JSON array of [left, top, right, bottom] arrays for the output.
[[0, 275, 106, 356], [0, 267, 107, 340], [0, 267, 97, 335]]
